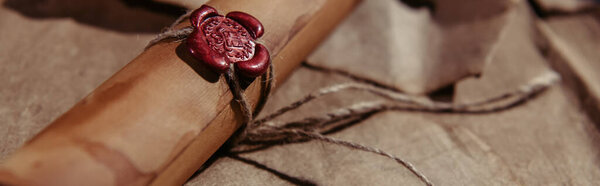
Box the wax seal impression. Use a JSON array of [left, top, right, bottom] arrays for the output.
[[187, 5, 270, 77]]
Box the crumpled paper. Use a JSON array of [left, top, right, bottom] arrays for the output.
[[2, 0, 600, 185], [306, 0, 515, 95]]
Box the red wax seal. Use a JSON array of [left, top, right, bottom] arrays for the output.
[[187, 5, 270, 77]]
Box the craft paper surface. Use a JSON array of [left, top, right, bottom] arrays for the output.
[[1, 0, 600, 185]]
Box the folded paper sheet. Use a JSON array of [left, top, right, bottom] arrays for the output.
[[307, 0, 515, 94]]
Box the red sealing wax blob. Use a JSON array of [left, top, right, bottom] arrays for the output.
[[187, 5, 270, 77]]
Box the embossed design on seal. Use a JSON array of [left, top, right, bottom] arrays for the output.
[[187, 5, 270, 77], [202, 17, 255, 62]]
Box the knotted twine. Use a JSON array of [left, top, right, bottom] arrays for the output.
[[147, 10, 562, 186]]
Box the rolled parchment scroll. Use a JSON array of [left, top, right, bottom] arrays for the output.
[[0, 0, 360, 185]]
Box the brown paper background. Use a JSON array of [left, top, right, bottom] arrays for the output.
[[2, 0, 600, 185]]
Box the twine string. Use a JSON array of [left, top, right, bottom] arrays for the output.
[[252, 70, 560, 128], [234, 70, 558, 186], [225, 64, 254, 123]]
